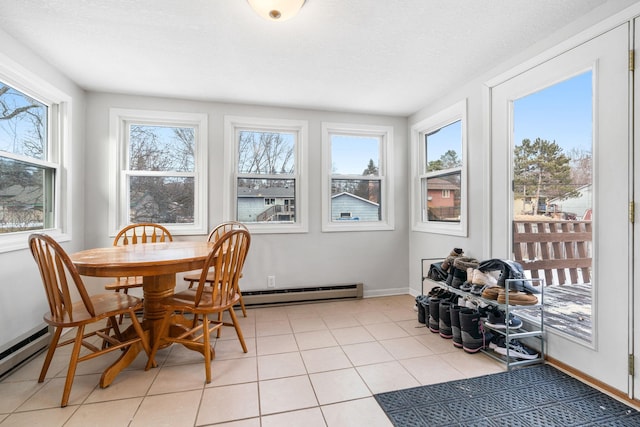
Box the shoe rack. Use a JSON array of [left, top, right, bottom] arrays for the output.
[[421, 263, 545, 370], [482, 278, 545, 370]]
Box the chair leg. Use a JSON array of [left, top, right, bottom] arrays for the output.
[[118, 288, 128, 324], [60, 326, 85, 407], [39, 326, 62, 383], [216, 311, 223, 338], [238, 290, 247, 317], [228, 308, 247, 353], [203, 315, 212, 384]]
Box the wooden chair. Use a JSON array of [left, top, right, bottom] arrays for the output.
[[145, 228, 250, 383], [105, 223, 173, 323], [183, 221, 248, 317], [28, 233, 152, 407]]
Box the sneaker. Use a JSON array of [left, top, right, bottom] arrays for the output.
[[484, 309, 523, 330], [491, 336, 539, 360], [470, 284, 485, 296], [460, 281, 472, 292]]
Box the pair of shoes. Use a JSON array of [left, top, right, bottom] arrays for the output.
[[489, 336, 539, 360], [481, 286, 500, 300], [471, 269, 499, 287], [428, 287, 449, 298], [484, 309, 523, 330], [451, 257, 479, 288], [441, 248, 464, 271], [497, 290, 538, 305]]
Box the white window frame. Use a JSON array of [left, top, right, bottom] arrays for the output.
[[0, 63, 71, 253], [321, 122, 394, 232], [411, 99, 468, 236], [109, 108, 208, 236], [223, 116, 308, 234]]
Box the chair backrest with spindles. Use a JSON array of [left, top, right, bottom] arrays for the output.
[[114, 223, 173, 247], [29, 233, 95, 322], [193, 228, 251, 308], [207, 221, 248, 243]]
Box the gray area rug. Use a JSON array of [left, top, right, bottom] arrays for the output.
[[374, 364, 640, 426]]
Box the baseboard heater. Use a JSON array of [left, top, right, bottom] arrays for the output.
[[0, 325, 51, 379], [242, 283, 363, 306]]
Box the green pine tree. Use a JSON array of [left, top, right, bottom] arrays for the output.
[[514, 137, 580, 215]]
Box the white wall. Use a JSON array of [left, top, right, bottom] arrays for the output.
[[407, 0, 640, 297], [0, 28, 86, 350], [84, 93, 409, 297]]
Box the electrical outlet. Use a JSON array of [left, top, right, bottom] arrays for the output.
[[267, 275, 276, 288]]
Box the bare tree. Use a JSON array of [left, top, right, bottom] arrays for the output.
[[567, 147, 592, 188], [238, 131, 294, 175]]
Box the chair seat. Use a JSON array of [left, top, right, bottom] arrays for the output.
[[44, 293, 144, 327], [105, 276, 144, 291], [160, 288, 241, 314], [183, 270, 243, 283]]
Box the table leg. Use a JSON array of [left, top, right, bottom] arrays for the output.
[[99, 274, 175, 386], [142, 274, 177, 346], [100, 341, 142, 388]]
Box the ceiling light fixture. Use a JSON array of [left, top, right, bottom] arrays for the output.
[[247, 0, 306, 22]]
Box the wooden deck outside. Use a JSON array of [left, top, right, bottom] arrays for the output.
[[512, 220, 593, 342], [514, 283, 592, 342]]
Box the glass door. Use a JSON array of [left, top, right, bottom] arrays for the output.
[[512, 72, 593, 343], [491, 23, 630, 393]]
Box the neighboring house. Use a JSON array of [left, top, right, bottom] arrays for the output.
[[331, 192, 380, 222], [548, 184, 593, 220], [514, 196, 547, 216], [237, 186, 295, 222], [0, 184, 43, 228], [426, 177, 459, 220]]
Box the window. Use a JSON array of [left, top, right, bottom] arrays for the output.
[[109, 109, 208, 235], [411, 100, 467, 235], [322, 122, 394, 232], [224, 116, 308, 234], [0, 74, 70, 252]]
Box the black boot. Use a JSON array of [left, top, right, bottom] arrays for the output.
[[459, 308, 493, 354], [428, 298, 440, 333], [416, 295, 427, 324], [450, 305, 463, 348], [438, 301, 453, 339]]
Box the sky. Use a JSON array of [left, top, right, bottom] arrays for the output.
[[426, 121, 462, 163], [331, 134, 380, 175], [513, 70, 592, 154]]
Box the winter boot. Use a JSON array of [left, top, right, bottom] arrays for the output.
[[459, 308, 494, 354], [451, 257, 479, 289], [416, 295, 427, 324], [450, 305, 463, 348], [428, 298, 441, 333], [438, 301, 453, 338]]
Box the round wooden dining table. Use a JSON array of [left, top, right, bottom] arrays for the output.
[[70, 240, 213, 387]]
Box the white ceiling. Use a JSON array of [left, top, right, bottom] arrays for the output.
[[0, 0, 631, 116]]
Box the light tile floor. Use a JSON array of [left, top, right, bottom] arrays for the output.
[[0, 295, 506, 427]]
